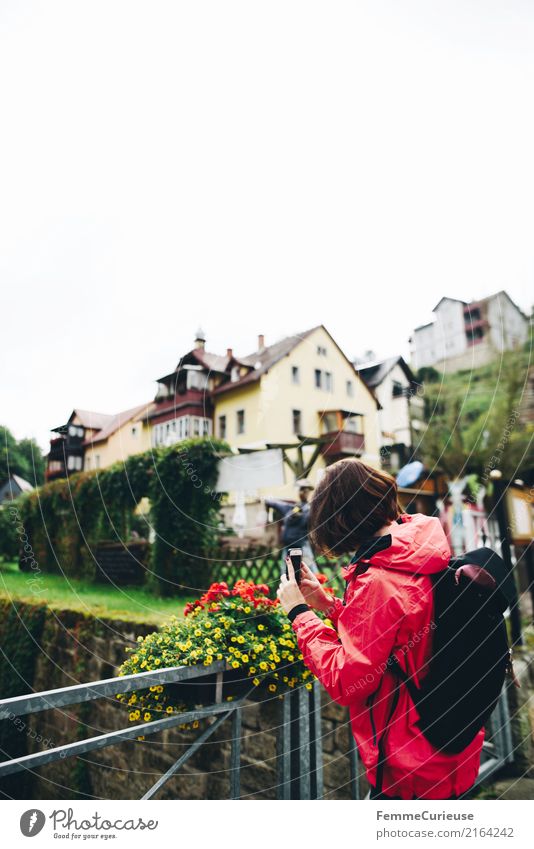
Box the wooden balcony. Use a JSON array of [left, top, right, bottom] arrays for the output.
[[319, 430, 365, 460]]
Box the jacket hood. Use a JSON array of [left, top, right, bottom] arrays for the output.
[[342, 513, 451, 580]]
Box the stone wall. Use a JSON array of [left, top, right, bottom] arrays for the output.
[[3, 604, 365, 800]]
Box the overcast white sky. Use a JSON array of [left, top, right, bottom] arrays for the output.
[[1, 1, 533, 451]]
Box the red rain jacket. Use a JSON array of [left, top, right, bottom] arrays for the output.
[[292, 512, 485, 799]]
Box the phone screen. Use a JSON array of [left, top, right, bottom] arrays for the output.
[[288, 547, 303, 584]]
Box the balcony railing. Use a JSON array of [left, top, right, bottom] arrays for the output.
[[0, 662, 513, 799], [320, 430, 365, 459]]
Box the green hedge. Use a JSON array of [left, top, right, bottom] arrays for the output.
[[0, 504, 20, 561], [0, 600, 46, 798], [13, 438, 229, 596]]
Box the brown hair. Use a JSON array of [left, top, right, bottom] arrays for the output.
[[309, 458, 402, 556]]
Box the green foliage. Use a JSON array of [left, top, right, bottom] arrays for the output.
[[17, 438, 229, 596], [418, 349, 532, 479], [149, 441, 227, 596], [0, 504, 20, 560], [0, 425, 46, 486], [0, 600, 46, 799]]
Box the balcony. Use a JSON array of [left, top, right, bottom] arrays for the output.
[[48, 437, 66, 462], [320, 430, 365, 460]]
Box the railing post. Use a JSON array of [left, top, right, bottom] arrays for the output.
[[276, 692, 291, 799], [297, 685, 311, 799], [348, 727, 361, 799], [309, 680, 323, 799], [229, 706, 242, 799]]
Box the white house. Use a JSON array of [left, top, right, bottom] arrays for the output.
[[356, 356, 425, 472], [410, 290, 529, 373]]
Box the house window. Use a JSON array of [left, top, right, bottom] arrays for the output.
[[237, 409, 245, 434], [392, 380, 404, 398], [219, 415, 227, 439], [202, 419, 211, 436], [317, 345, 327, 356], [292, 409, 302, 434], [186, 370, 209, 391], [131, 426, 138, 438], [291, 365, 300, 384], [95, 455, 101, 469], [325, 372, 333, 392], [314, 369, 322, 389], [231, 366, 240, 383], [346, 380, 354, 397], [344, 415, 363, 433]]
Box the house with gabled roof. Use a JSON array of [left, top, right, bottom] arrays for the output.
[[410, 290, 529, 373], [356, 355, 425, 472], [210, 325, 381, 491]]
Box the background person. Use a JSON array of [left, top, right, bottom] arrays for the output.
[[277, 458, 484, 800], [264, 479, 317, 573]]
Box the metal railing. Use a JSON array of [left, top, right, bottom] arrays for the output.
[[0, 664, 513, 799]]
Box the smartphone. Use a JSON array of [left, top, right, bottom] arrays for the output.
[[287, 547, 303, 584]]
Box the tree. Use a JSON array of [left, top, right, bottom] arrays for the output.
[[0, 426, 46, 486], [418, 350, 532, 481]]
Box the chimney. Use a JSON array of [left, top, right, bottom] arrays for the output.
[[194, 327, 206, 350], [227, 347, 233, 359], [258, 334, 265, 350]]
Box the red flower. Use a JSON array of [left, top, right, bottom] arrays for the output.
[[316, 573, 328, 585], [184, 600, 204, 617]]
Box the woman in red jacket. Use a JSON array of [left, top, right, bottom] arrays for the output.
[[277, 458, 484, 800]]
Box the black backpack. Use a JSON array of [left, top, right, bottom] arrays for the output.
[[386, 546, 516, 755]]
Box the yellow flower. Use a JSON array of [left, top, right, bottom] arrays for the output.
[[231, 660, 240, 669], [268, 684, 277, 693], [237, 635, 245, 644], [241, 655, 249, 663], [192, 721, 200, 729], [259, 662, 268, 671], [166, 706, 174, 714], [257, 624, 265, 631], [252, 677, 260, 686], [129, 711, 137, 721], [305, 682, 313, 690], [144, 712, 151, 721], [249, 666, 256, 674], [244, 606, 251, 613]]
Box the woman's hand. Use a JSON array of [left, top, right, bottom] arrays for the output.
[[299, 563, 335, 613], [277, 558, 306, 615]]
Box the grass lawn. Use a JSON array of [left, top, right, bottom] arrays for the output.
[[0, 560, 195, 626]]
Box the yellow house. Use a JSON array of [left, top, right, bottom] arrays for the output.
[[83, 403, 152, 471], [212, 325, 380, 499]]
